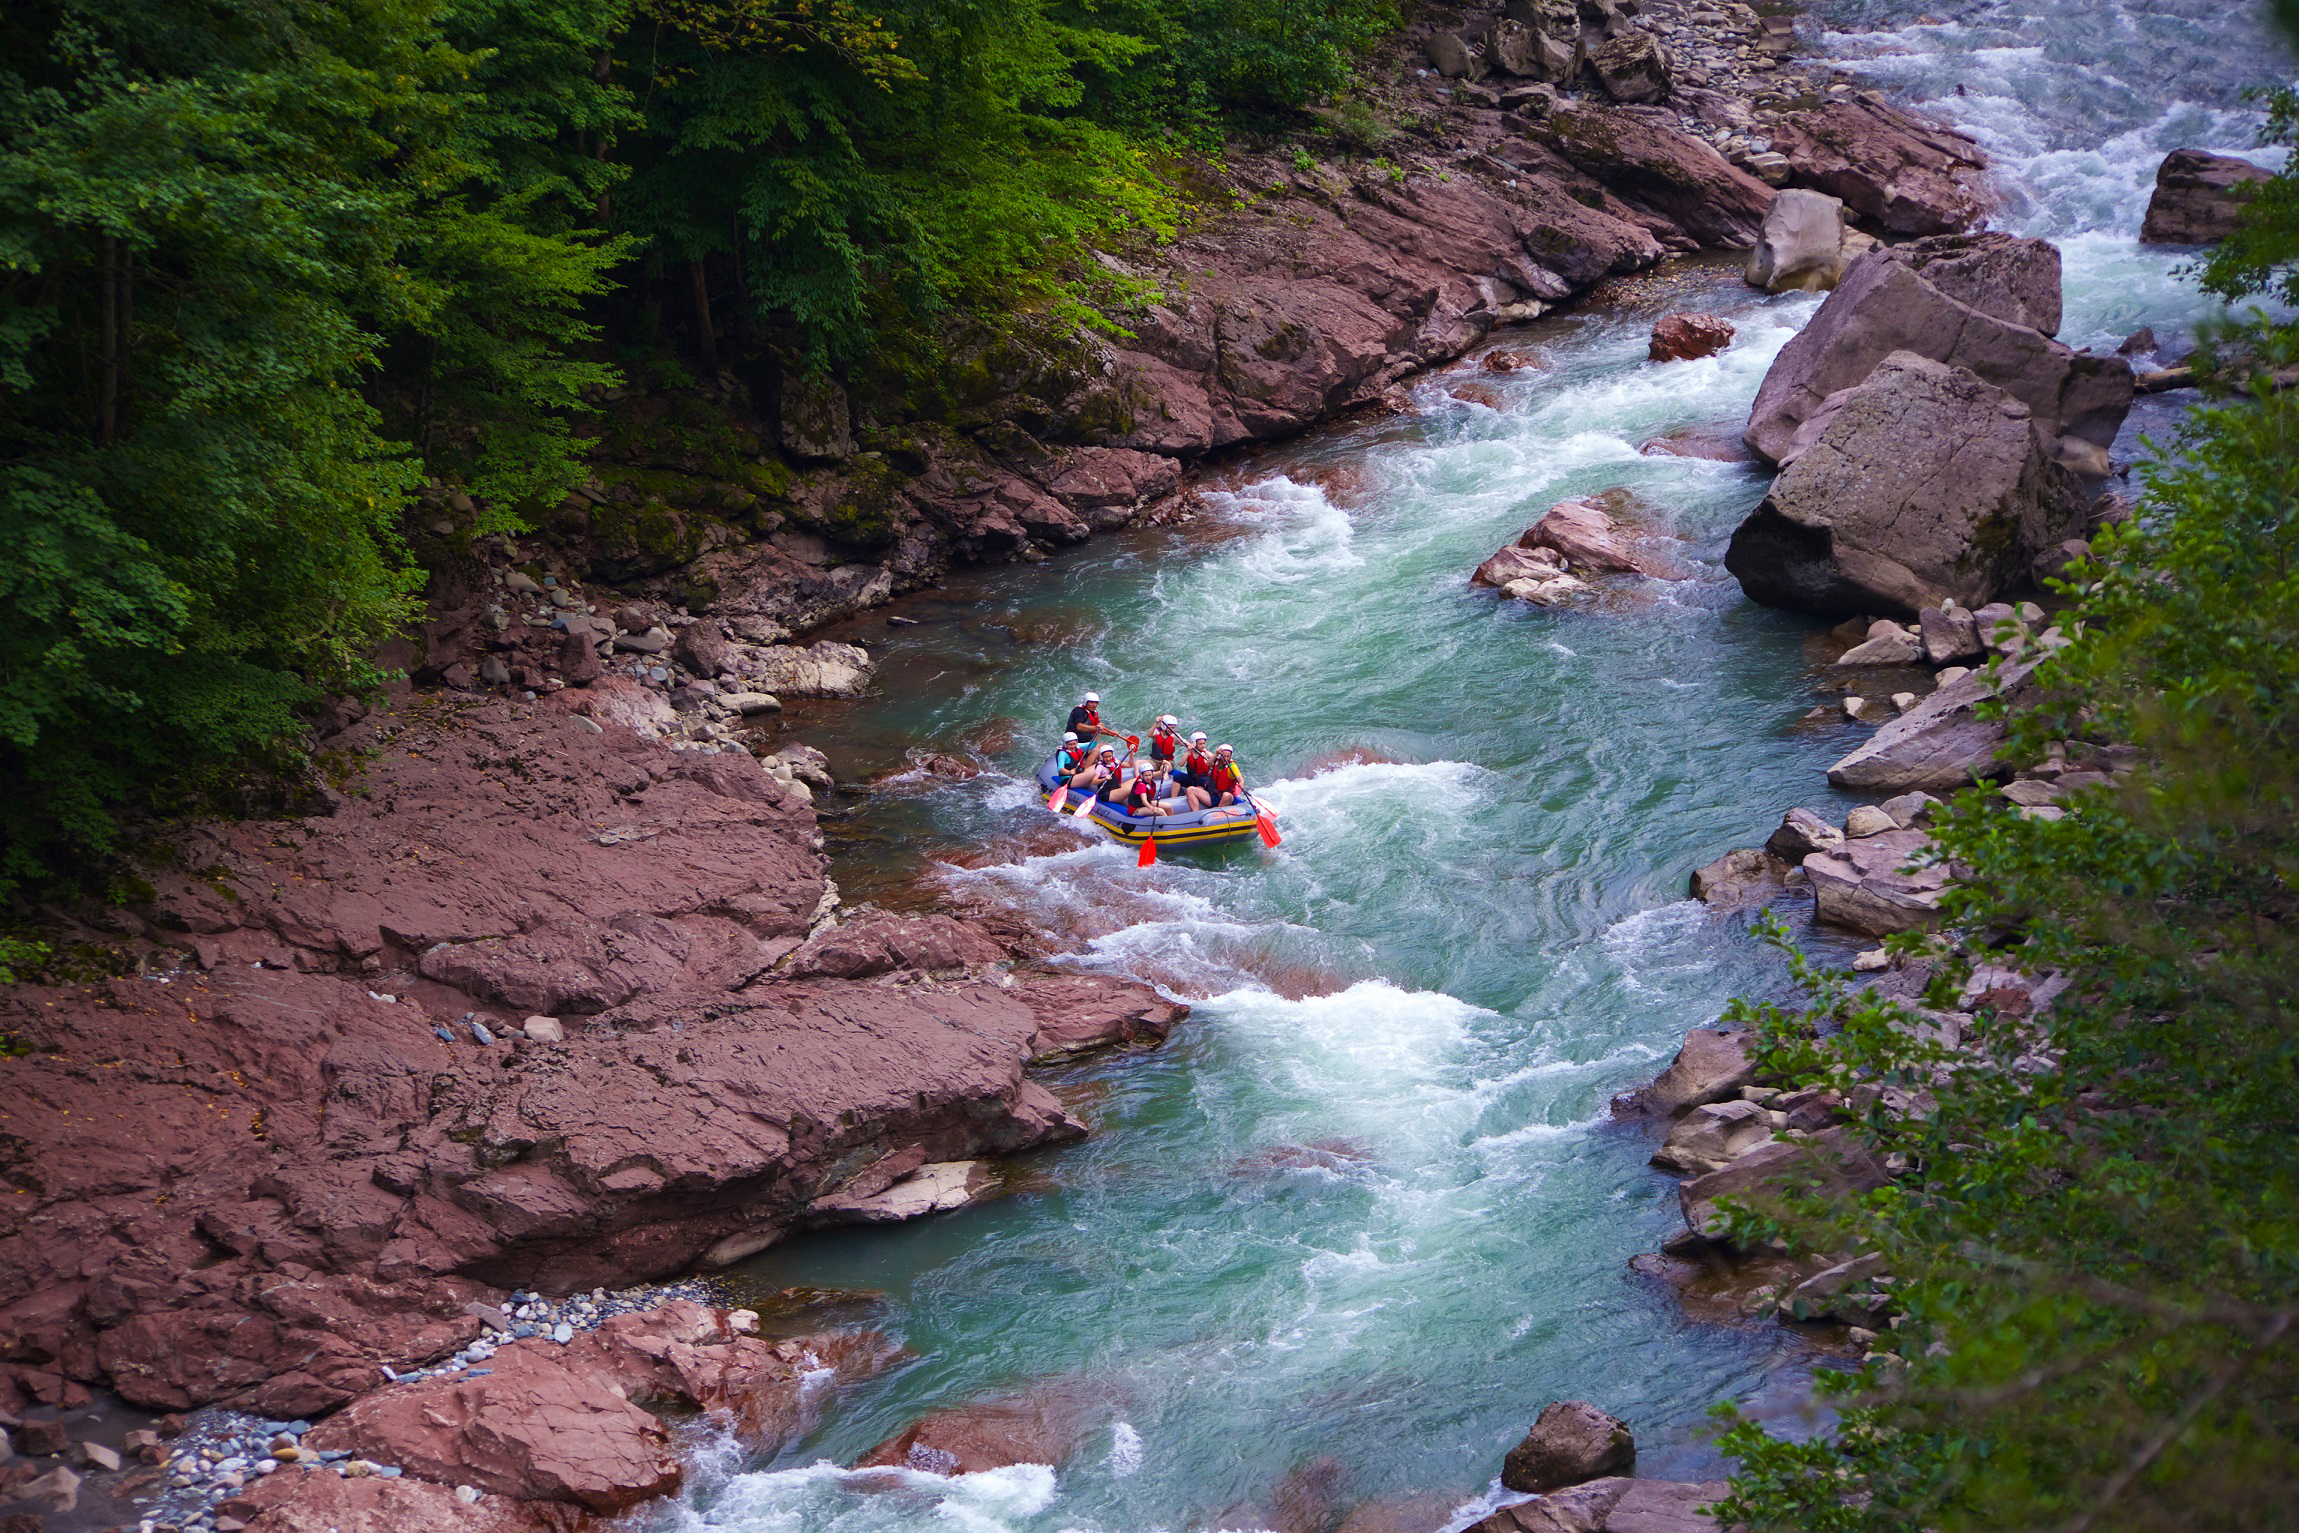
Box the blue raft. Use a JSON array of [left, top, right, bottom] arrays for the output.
[[1035, 754, 1271, 849]]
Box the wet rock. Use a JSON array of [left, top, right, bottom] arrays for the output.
[[1746, 188, 1850, 293], [1766, 807, 1843, 862], [2141, 148, 2273, 245], [1689, 847, 1789, 910], [1648, 313, 1735, 362], [854, 1379, 1112, 1475], [1628, 1029, 1754, 1117], [1744, 239, 2127, 470], [1828, 659, 2037, 791], [1729, 354, 2092, 617], [1587, 30, 1671, 103], [1501, 1400, 1634, 1493], [1474, 543, 1595, 606], [1880, 791, 1942, 828], [1017, 973, 1189, 1063], [1805, 826, 1947, 934], [1335, 1490, 1469, 1533], [1516, 496, 1674, 578], [1771, 94, 1987, 235]]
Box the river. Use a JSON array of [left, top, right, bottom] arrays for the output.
[[643, 4, 2289, 1529]]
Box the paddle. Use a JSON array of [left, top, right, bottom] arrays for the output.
[[1138, 831, 1157, 867], [1248, 792, 1282, 847]]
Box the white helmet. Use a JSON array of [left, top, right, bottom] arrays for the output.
[[1190, 731, 1208, 743], [1215, 743, 1234, 755], [1160, 714, 1177, 727], [1082, 690, 1100, 704], [1062, 731, 1078, 743]]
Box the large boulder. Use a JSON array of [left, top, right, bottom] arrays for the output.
[[1827, 658, 2037, 791], [1534, 106, 1776, 249], [1745, 188, 1851, 293], [1427, 30, 1487, 81], [1500, 1401, 1636, 1492], [1770, 94, 1988, 234], [1587, 30, 1671, 103], [1886, 231, 2062, 336], [2140, 148, 2273, 244], [1743, 242, 2129, 471], [1804, 827, 1948, 934], [1727, 353, 2092, 617]]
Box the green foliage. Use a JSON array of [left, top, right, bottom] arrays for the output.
[[0, 0, 632, 889], [615, 0, 1395, 370], [2198, 84, 2299, 307]]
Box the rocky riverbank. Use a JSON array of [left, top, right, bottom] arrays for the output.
[[1, 4, 2185, 1530]]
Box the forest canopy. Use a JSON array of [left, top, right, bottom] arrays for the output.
[[0, 0, 1395, 889]]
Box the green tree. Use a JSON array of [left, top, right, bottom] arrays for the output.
[[0, 0, 630, 888]]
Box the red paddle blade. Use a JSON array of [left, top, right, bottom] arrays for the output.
[[1138, 835, 1157, 867], [1125, 735, 1140, 753], [1257, 813, 1282, 847]]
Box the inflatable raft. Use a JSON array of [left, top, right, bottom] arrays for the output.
[[1035, 754, 1272, 849]]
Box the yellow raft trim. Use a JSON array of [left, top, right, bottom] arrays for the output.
[[1044, 795, 1264, 846]]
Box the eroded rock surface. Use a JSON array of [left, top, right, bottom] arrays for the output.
[[0, 693, 1170, 1418], [2141, 148, 2273, 245]]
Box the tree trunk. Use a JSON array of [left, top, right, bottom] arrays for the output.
[[690, 258, 717, 375]]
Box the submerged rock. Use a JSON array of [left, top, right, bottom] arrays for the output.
[[854, 1378, 1114, 1476], [1648, 313, 1736, 362]]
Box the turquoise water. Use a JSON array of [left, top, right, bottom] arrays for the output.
[[642, 7, 2289, 1529]]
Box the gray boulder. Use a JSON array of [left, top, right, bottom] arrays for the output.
[[1746, 188, 1850, 293], [1727, 353, 2092, 617], [1887, 231, 2062, 335], [1690, 847, 1788, 909], [1828, 658, 2038, 791], [1836, 620, 1921, 666], [1744, 241, 2129, 471], [1506, 0, 1585, 78], [1587, 31, 1671, 104], [1501, 1401, 1635, 1493], [1653, 1099, 1775, 1175]]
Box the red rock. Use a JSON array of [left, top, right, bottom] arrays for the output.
[[1772, 94, 1988, 235], [1516, 497, 1675, 579], [306, 1303, 895, 1511], [1501, 1400, 1635, 1492], [1530, 106, 1775, 251], [781, 912, 1008, 979], [1648, 313, 1735, 362], [0, 691, 1169, 1410]]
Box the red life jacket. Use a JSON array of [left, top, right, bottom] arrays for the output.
[[1058, 744, 1088, 775], [1125, 775, 1160, 811], [1210, 760, 1243, 796], [1151, 727, 1180, 760], [1185, 747, 1213, 778]]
